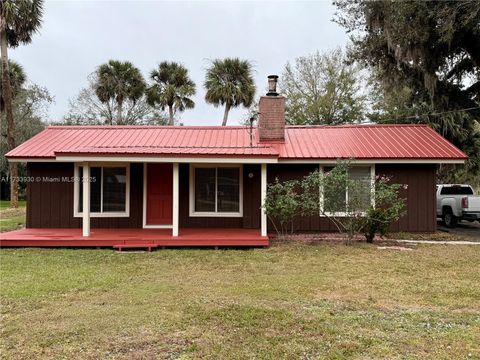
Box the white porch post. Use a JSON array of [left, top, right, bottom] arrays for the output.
[[172, 162, 179, 237], [82, 162, 90, 237], [261, 163, 267, 237]]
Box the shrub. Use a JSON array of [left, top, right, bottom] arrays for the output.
[[263, 178, 301, 237], [264, 160, 407, 243], [360, 177, 407, 243]]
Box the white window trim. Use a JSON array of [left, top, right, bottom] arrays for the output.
[[74, 163, 130, 218], [189, 164, 243, 218], [370, 164, 376, 208], [319, 164, 375, 217]]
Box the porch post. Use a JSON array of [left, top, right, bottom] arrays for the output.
[[82, 162, 90, 237], [261, 163, 267, 237], [172, 162, 179, 237]]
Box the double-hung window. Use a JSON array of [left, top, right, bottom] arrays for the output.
[[74, 164, 130, 217], [190, 165, 242, 217], [321, 165, 374, 216]]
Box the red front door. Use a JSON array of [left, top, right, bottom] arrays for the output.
[[146, 163, 173, 225]]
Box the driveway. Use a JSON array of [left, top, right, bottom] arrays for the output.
[[437, 220, 480, 241]]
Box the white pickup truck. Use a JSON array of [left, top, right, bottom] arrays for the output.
[[436, 184, 480, 228]]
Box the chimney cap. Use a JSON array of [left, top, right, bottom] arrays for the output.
[[266, 75, 279, 96]]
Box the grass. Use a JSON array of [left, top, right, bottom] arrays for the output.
[[0, 204, 26, 232], [1, 242, 479, 359], [0, 200, 26, 210]]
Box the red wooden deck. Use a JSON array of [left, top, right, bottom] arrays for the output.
[[0, 228, 269, 248]]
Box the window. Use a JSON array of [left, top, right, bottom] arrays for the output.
[[75, 164, 130, 217], [348, 167, 373, 210], [323, 166, 347, 213], [194, 168, 216, 212], [190, 165, 242, 217], [321, 165, 373, 215], [440, 186, 473, 195]]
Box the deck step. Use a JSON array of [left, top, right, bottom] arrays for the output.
[[113, 244, 158, 252]]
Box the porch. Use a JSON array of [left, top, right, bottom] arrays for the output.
[[0, 228, 269, 248], [75, 161, 269, 239]]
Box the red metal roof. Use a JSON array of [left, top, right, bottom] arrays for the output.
[[6, 124, 467, 161], [277, 124, 467, 160]]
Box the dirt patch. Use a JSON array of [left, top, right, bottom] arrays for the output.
[[0, 207, 26, 219], [0, 207, 26, 232], [270, 233, 381, 245], [377, 246, 413, 251], [387, 231, 463, 241]]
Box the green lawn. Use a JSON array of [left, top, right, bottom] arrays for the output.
[[0, 206, 26, 232], [1, 243, 479, 359], [0, 200, 26, 210]]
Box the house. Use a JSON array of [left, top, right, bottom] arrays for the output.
[[0, 76, 467, 248]]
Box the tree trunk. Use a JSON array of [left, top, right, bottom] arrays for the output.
[[222, 103, 231, 126], [1, 26, 18, 208], [116, 98, 123, 125], [168, 106, 174, 126]]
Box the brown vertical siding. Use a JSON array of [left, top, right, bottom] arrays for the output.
[[26, 162, 143, 228], [27, 162, 78, 228], [376, 164, 436, 232], [267, 163, 437, 233], [267, 164, 339, 232], [26, 162, 436, 233], [241, 164, 261, 229]]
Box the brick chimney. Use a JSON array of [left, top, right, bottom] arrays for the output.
[[258, 75, 285, 142]]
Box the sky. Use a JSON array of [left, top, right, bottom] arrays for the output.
[[10, 0, 349, 126]]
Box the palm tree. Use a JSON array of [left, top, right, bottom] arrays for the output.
[[95, 60, 146, 125], [0, 60, 26, 111], [146, 61, 196, 126], [204, 58, 256, 126], [1, 0, 43, 208]]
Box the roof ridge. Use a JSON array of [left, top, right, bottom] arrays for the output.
[[47, 125, 251, 130], [47, 124, 430, 130], [77, 145, 274, 149], [285, 124, 429, 129]]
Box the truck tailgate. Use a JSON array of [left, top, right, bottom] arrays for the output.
[[467, 197, 480, 212]]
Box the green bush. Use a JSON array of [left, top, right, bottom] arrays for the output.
[[360, 177, 407, 243], [263, 160, 407, 243], [263, 178, 301, 236]]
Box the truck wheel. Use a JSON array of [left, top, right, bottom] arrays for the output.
[[443, 210, 457, 228]]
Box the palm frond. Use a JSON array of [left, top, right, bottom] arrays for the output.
[[146, 61, 196, 115], [204, 58, 256, 108], [0, 60, 27, 111], [1, 0, 44, 48], [94, 60, 146, 105]]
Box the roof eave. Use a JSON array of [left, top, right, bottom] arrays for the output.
[[8, 154, 467, 165]]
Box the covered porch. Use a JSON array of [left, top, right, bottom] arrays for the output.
[[76, 160, 269, 241], [0, 228, 269, 248], [2, 158, 272, 248]]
